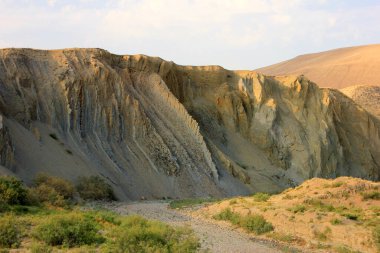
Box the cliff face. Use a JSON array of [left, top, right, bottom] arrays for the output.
[[0, 49, 379, 199]]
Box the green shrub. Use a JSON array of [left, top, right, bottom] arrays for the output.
[[34, 173, 74, 200], [33, 213, 104, 247], [252, 192, 270, 202], [0, 215, 21, 248], [213, 208, 241, 225], [0, 176, 27, 205], [106, 215, 199, 253], [240, 214, 274, 234], [76, 176, 115, 201], [213, 208, 273, 235], [362, 191, 380, 200]]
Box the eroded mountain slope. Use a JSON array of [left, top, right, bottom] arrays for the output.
[[0, 48, 379, 200]]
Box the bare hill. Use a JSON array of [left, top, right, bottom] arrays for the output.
[[0, 48, 379, 200], [256, 44, 380, 89]]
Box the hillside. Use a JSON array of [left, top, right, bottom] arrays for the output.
[[256, 44, 380, 89], [0, 48, 379, 200], [195, 177, 380, 253]]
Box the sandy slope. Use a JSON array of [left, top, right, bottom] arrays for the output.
[[256, 44, 380, 89], [102, 201, 281, 253]]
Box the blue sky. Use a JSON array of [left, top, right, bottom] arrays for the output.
[[0, 0, 379, 69]]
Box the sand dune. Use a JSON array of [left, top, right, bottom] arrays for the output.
[[256, 44, 380, 89]]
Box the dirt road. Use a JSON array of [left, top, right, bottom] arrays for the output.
[[104, 201, 281, 253]]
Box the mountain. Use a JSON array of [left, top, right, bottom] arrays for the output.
[[0, 48, 379, 200], [256, 44, 380, 89], [340, 85, 380, 119]]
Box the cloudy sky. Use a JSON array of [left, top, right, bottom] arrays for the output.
[[0, 0, 379, 69]]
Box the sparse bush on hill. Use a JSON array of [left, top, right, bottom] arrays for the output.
[[105, 215, 199, 252], [34, 213, 104, 247], [0, 215, 22, 248], [213, 208, 273, 235], [76, 176, 116, 201], [0, 176, 28, 205], [362, 191, 380, 200]]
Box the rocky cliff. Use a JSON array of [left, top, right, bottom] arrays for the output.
[[0, 48, 379, 200]]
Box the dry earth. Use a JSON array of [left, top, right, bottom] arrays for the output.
[[102, 201, 282, 253]]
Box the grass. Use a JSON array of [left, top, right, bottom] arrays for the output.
[[252, 192, 271, 202], [104, 215, 199, 252], [314, 227, 332, 241], [169, 198, 218, 209], [0, 206, 200, 252], [213, 208, 274, 235], [374, 225, 380, 251]]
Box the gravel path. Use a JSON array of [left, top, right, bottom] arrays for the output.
[[105, 201, 281, 253]]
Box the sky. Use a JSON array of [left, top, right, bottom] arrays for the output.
[[0, 0, 379, 69]]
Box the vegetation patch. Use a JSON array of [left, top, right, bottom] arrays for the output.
[[0, 215, 22, 248], [33, 213, 104, 247], [0, 176, 28, 205], [213, 208, 274, 235], [104, 215, 199, 252], [30, 173, 75, 207]]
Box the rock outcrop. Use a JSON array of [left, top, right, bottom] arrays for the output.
[[0, 48, 379, 199]]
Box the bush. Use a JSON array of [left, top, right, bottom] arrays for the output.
[[0, 176, 27, 205], [34, 173, 74, 200], [32, 173, 74, 206], [252, 192, 270, 202], [213, 208, 274, 235], [76, 176, 115, 201], [106, 215, 199, 252], [33, 213, 103, 247], [0, 215, 21, 248]]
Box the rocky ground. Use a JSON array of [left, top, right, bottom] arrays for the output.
[[100, 201, 282, 253]]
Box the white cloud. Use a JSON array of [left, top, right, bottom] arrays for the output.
[[0, 0, 379, 69]]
